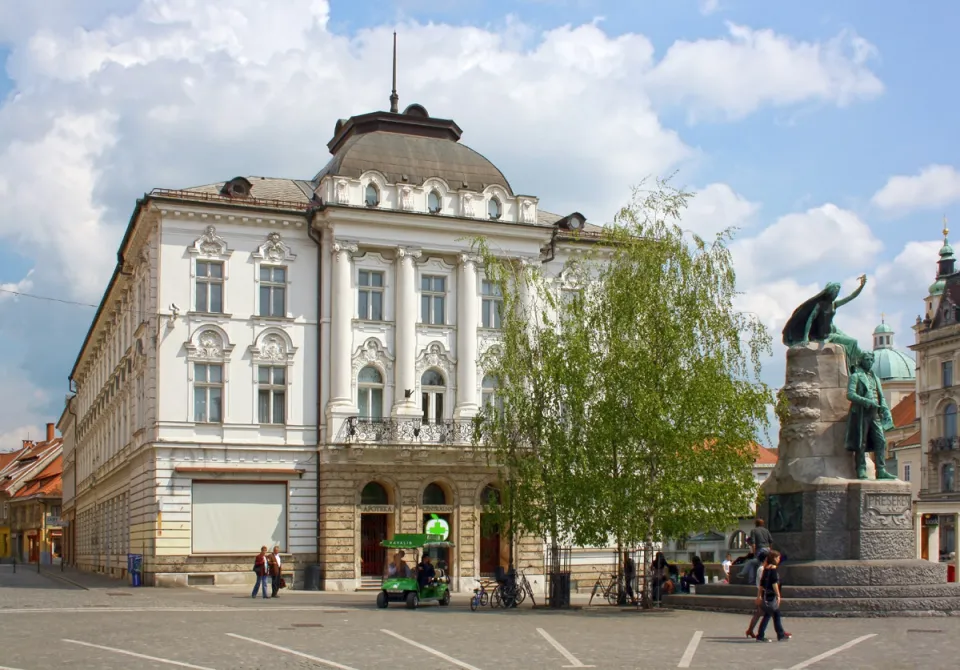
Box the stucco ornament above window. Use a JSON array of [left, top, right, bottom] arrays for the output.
[[188, 225, 233, 259], [185, 328, 235, 361], [249, 331, 297, 364], [352, 337, 395, 376], [254, 232, 297, 263], [416, 341, 456, 380]]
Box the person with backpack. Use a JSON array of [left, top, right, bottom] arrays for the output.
[[251, 545, 269, 599], [755, 550, 791, 642]]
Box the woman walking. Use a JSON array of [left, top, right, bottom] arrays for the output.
[[251, 545, 269, 599], [755, 550, 791, 642]]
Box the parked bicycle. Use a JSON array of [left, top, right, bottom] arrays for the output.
[[588, 572, 624, 606], [513, 569, 537, 607], [470, 578, 494, 611]]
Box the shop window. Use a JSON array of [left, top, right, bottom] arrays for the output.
[[361, 481, 389, 505], [423, 483, 447, 506]]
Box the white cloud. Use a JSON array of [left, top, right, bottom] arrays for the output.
[[732, 203, 882, 286], [646, 22, 883, 121], [682, 183, 759, 239], [699, 0, 721, 16], [0, 271, 34, 303], [870, 164, 960, 214], [0, 366, 50, 450]]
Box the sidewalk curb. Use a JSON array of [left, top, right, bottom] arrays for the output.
[[38, 569, 90, 591]]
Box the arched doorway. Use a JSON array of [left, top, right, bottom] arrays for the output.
[[360, 481, 391, 577], [479, 485, 501, 577], [422, 482, 452, 571]]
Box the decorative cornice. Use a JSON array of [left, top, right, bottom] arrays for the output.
[[253, 231, 297, 263]]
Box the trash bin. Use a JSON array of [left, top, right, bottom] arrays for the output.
[[549, 572, 571, 609], [127, 553, 143, 587], [304, 564, 322, 591]]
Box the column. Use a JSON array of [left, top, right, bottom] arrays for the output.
[[329, 240, 357, 409], [393, 247, 421, 417], [455, 253, 479, 419], [927, 515, 940, 563]]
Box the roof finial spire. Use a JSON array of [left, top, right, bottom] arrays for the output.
[[881, 312, 885, 323], [944, 214, 950, 241], [389, 31, 399, 114]]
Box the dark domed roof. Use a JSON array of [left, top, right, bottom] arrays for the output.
[[313, 107, 513, 195]]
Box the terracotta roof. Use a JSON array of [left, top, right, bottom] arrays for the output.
[[753, 445, 779, 466], [13, 455, 62, 499], [896, 430, 921, 448], [0, 440, 61, 495], [0, 450, 20, 472], [890, 392, 917, 429]]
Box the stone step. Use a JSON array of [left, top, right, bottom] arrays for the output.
[[778, 559, 947, 586], [695, 583, 960, 599], [356, 577, 382, 592], [663, 593, 960, 617]]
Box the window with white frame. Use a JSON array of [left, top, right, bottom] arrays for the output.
[[358, 270, 384, 321], [358, 366, 384, 420], [428, 190, 442, 214], [481, 279, 502, 329], [195, 260, 224, 313], [259, 266, 287, 317], [481, 375, 503, 414], [487, 197, 502, 220], [903, 463, 911, 482], [421, 275, 446, 325], [421, 369, 445, 424], [257, 366, 286, 425], [944, 360, 954, 388], [194, 363, 223, 423], [365, 183, 380, 207], [943, 463, 956, 493]]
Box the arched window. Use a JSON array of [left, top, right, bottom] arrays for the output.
[[427, 190, 442, 214], [361, 481, 389, 505], [729, 530, 748, 550], [481, 484, 500, 505], [421, 369, 445, 424], [943, 463, 956, 493], [423, 482, 447, 506], [945, 403, 958, 438], [365, 183, 380, 207], [487, 197, 502, 220], [482, 375, 503, 414], [358, 366, 383, 420]]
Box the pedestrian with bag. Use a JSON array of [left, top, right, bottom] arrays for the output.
[[251, 546, 269, 599], [755, 550, 791, 642], [269, 545, 284, 598]]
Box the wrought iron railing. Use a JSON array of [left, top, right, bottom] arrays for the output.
[[335, 416, 481, 446], [929, 436, 959, 451]]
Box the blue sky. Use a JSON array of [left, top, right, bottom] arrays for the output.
[[0, 0, 956, 445]]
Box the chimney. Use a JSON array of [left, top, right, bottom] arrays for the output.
[[22, 440, 34, 450], [46, 423, 55, 442]]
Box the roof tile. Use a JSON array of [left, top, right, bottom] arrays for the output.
[[890, 392, 917, 429]]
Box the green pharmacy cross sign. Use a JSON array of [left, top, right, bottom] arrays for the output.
[[424, 513, 449, 540]]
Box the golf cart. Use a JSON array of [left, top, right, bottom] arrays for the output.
[[376, 533, 454, 610]]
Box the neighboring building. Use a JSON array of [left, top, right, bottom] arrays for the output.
[[870, 317, 916, 408], [911, 221, 960, 577], [0, 425, 62, 562], [658, 445, 778, 566], [62, 95, 598, 590], [886, 391, 921, 500], [9, 454, 63, 564]]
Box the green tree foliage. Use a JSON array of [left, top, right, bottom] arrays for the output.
[[473, 179, 772, 563]]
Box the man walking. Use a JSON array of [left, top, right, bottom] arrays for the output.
[[623, 551, 636, 604], [269, 545, 283, 598]]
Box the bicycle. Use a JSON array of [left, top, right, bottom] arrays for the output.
[[588, 572, 624, 606], [470, 579, 493, 611], [513, 569, 537, 607]]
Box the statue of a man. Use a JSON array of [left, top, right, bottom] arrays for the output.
[[845, 350, 897, 481]]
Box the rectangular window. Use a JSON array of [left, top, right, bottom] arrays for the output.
[[422, 391, 444, 424], [358, 270, 384, 321], [944, 361, 954, 388], [259, 266, 287, 317], [194, 363, 223, 423], [191, 482, 286, 554], [903, 464, 911, 482], [481, 279, 502, 329], [257, 366, 286, 425], [420, 275, 446, 325], [195, 261, 224, 313]]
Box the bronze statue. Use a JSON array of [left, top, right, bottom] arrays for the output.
[[781, 276, 867, 367], [845, 351, 897, 480]]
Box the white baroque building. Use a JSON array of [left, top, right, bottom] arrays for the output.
[[60, 100, 597, 590]]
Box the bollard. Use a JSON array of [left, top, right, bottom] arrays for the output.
[[12, 559, 15, 573]]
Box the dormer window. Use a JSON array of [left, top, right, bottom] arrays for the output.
[[488, 197, 502, 220], [219, 176, 252, 198], [365, 184, 380, 208], [428, 190, 442, 214]]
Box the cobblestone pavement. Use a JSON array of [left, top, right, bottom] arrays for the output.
[[2, 565, 958, 669]]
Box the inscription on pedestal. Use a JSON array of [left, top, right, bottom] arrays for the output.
[[769, 493, 803, 533], [861, 493, 911, 529]]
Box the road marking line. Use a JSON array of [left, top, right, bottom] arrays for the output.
[[61, 639, 215, 669], [677, 630, 703, 668], [0, 606, 349, 614], [778, 634, 877, 670], [226, 633, 357, 670], [381, 629, 482, 670], [0, 665, 27, 670], [536, 628, 595, 668]]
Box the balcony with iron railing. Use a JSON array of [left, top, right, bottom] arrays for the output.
[[334, 416, 483, 446], [928, 413, 960, 453]]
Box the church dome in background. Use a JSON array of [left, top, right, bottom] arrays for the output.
[[871, 317, 916, 382]]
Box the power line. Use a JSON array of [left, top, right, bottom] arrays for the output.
[[0, 286, 100, 309]]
